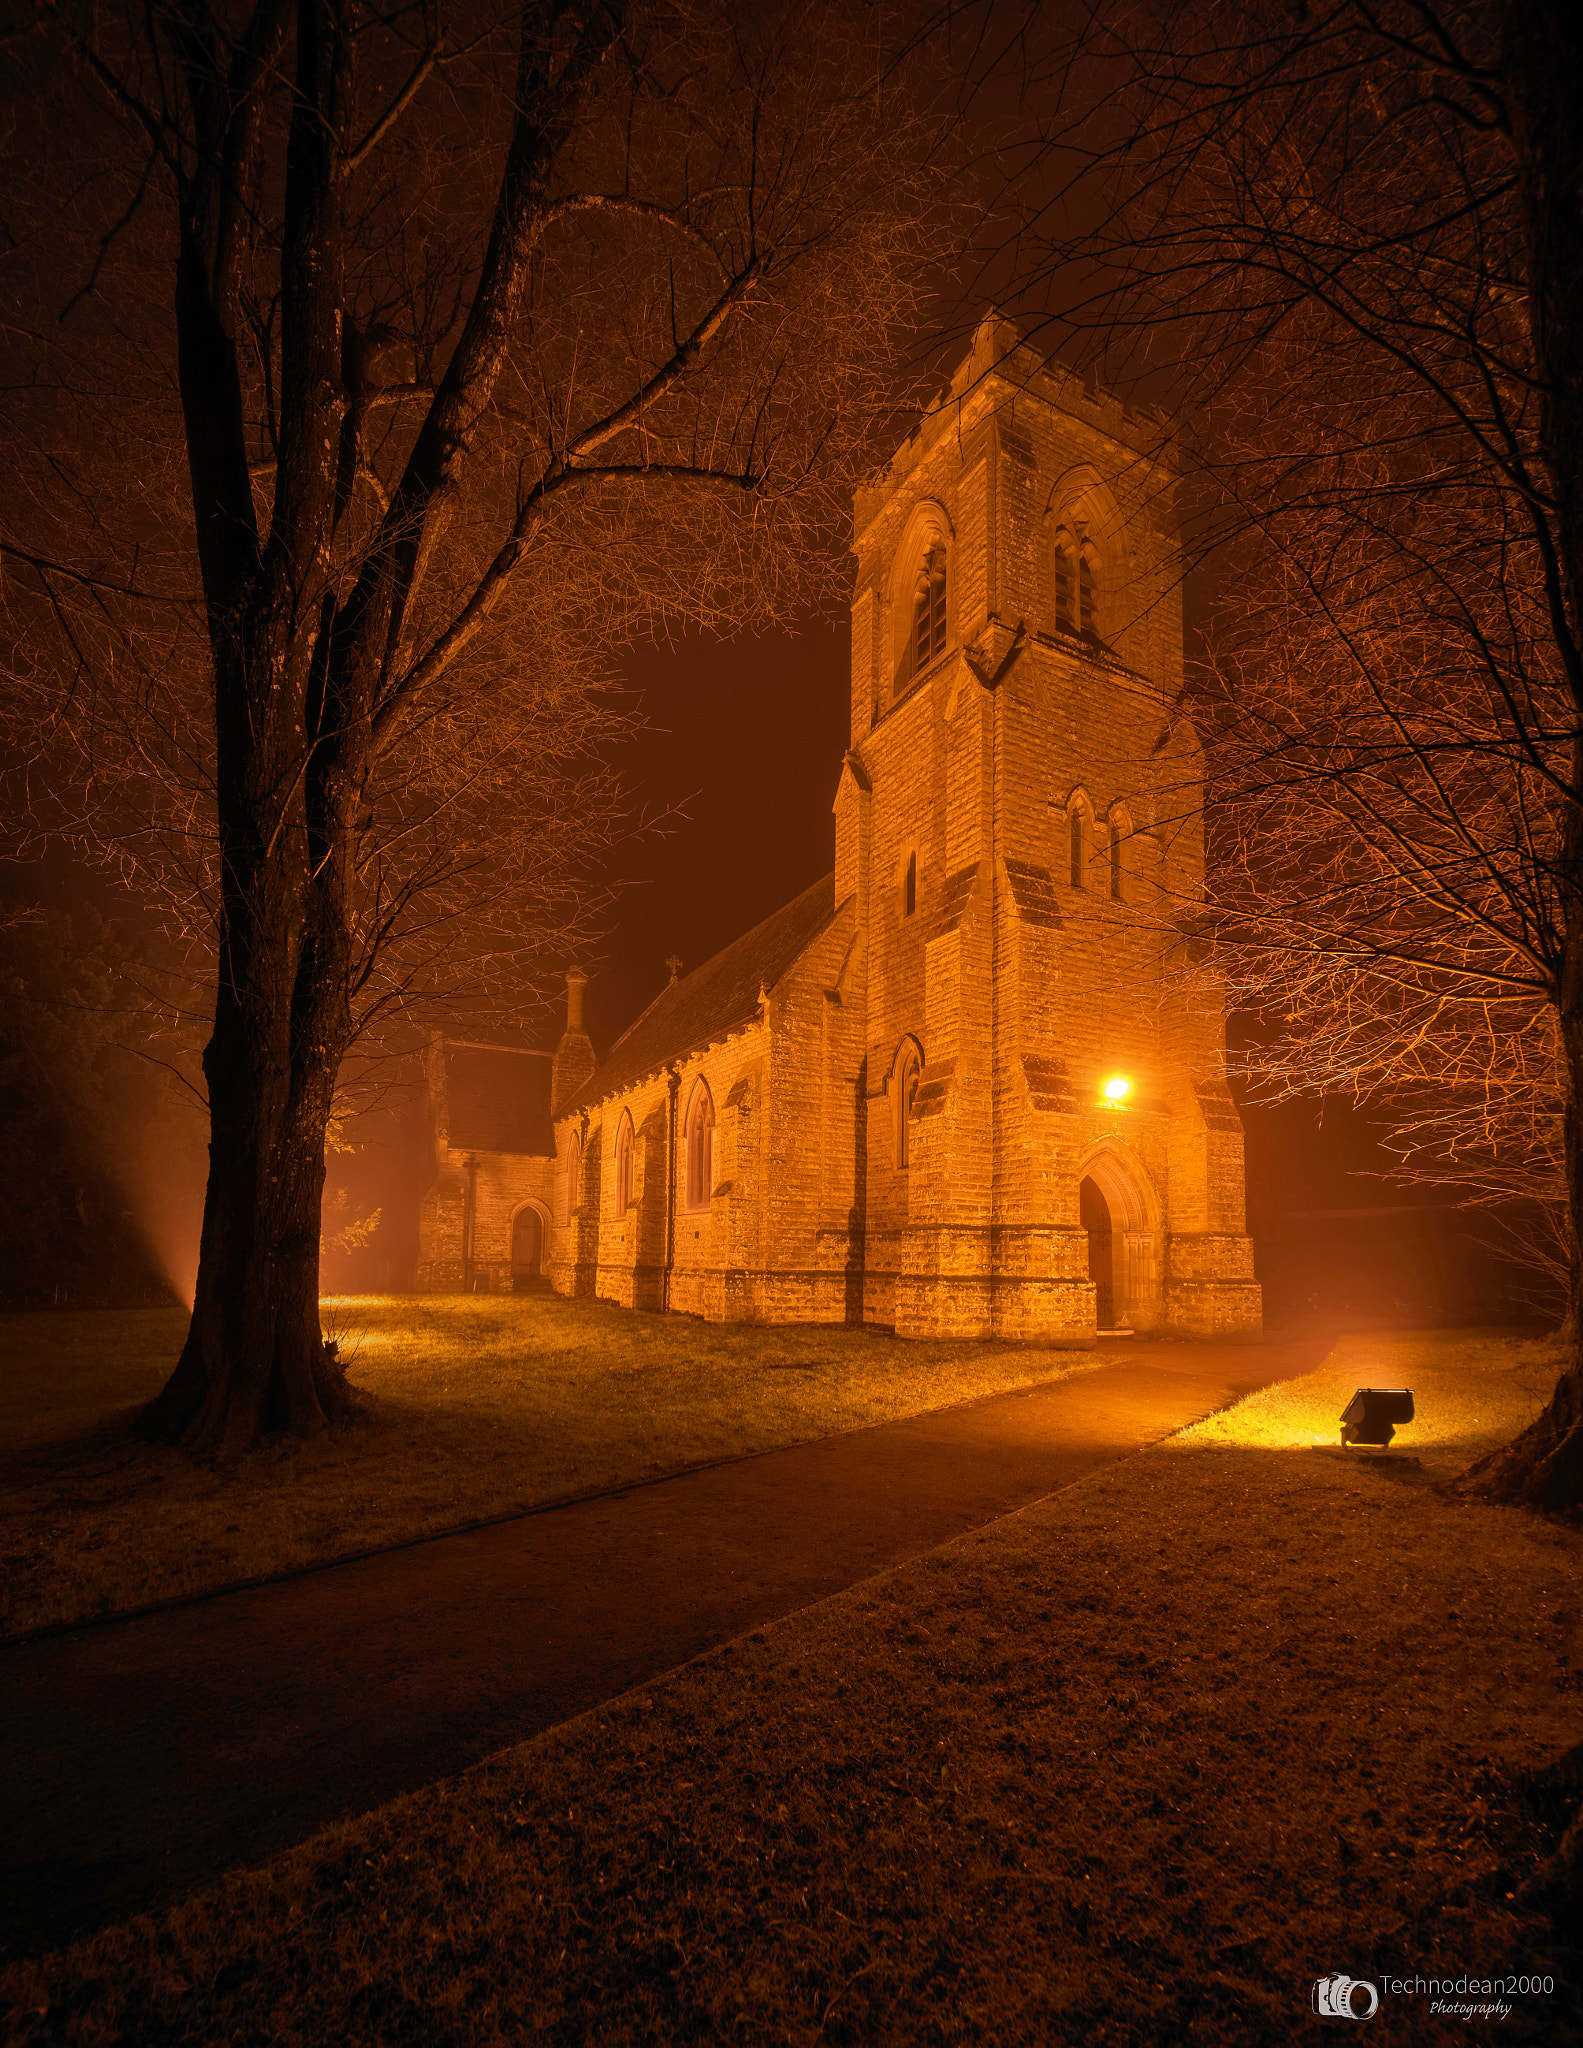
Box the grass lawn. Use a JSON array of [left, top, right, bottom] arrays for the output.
[[3, 1329, 1579, 2044], [0, 1293, 1112, 1639]]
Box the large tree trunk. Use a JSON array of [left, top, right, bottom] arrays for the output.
[[1459, 942, 1583, 1509], [141, 623, 362, 1456], [1458, 5, 1583, 1512], [137, 0, 361, 1456], [141, 1002, 356, 1456]]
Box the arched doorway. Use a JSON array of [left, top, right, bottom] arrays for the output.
[[1078, 1146, 1161, 1331], [511, 1206, 545, 1291], [1079, 1176, 1114, 1327]]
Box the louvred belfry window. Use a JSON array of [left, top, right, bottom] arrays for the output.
[[913, 545, 947, 670], [1054, 536, 1075, 631], [1079, 549, 1098, 637]]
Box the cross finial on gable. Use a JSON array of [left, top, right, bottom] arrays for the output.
[[666, 953, 683, 985]]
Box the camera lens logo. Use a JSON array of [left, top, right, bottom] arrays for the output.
[[1312, 1974, 1380, 2020]]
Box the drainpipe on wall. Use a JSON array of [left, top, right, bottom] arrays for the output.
[[662, 1066, 680, 1313], [576, 1108, 591, 1287], [462, 1154, 478, 1292]]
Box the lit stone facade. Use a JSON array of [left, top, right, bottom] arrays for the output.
[[422, 315, 1262, 1337], [415, 1038, 557, 1293]]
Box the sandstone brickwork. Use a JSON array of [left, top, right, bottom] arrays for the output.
[[415, 1036, 557, 1293], [418, 313, 1261, 1338]]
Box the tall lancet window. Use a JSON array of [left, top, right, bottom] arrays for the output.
[[913, 545, 948, 671], [1070, 807, 1086, 888], [893, 1040, 922, 1170], [1079, 547, 1098, 638], [685, 1083, 715, 1211], [615, 1114, 634, 1214], [1053, 534, 1075, 632]]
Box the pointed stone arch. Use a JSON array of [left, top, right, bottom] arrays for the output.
[[613, 1109, 636, 1215], [1042, 464, 1132, 652], [888, 1033, 924, 1170], [886, 498, 956, 697], [1106, 800, 1135, 902], [894, 839, 921, 922], [1076, 1140, 1162, 1331], [683, 1077, 716, 1211], [509, 1199, 551, 1290], [1063, 784, 1096, 890]]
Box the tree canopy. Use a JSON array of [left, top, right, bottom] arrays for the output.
[[989, 0, 1583, 1502], [0, 0, 949, 1450]]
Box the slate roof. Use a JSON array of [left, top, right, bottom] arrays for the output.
[[566, 873, 839, 1114], [443, 1044, 555, 1155]]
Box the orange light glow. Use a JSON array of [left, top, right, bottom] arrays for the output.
[[1102, 1075, 1131, 1104]]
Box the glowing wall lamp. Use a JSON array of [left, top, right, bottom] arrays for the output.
[[1340, 1387, 1415, 1448], [1101, 1075, 1132, 1106]]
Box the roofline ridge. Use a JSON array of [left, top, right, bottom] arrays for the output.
[[601, 982, 672, 1060], [442, 1037, 552, 1057], [559, 871, 840, 1121]]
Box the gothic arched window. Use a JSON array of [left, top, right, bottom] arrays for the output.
[[685, 1082, 715, 1211], [615, 1113, 634, 1214], [1070, 806, 1088, 888], [1079, 546, 1099, 638], [1108, 807, 1131, 901], [904, 851, 917, 918], [913, 544, 948, 672], [892, 1039, 922, 1170], [1053, 532, 1076, 633]]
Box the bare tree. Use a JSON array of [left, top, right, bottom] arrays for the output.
[[0, 0, 945, 1452], [983, 0, 1583, 1504]]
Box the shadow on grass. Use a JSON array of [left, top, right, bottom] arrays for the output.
[[1, 1296, 1116, 1639], [4, 1379, 1579, 2046]]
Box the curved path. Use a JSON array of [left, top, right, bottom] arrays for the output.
[[1, 1336, 1321, 1954]]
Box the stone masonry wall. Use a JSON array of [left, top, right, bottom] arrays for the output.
[[416, 1146, 556, 1293], [847, 315, 1260, 1337], [511, 314, 1262, 1338], [547, 903, 863, 1321]]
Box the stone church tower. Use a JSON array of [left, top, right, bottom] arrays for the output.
[[836, 312, 1260, 1337], [419, 314, 1261, 1337]]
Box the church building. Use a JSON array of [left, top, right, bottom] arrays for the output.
[[417, 316, 1262, 1338]]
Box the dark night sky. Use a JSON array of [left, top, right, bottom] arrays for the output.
[[583, 609, 851, 1050]]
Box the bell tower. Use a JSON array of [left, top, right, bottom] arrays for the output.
[[836, 314, 1261, 1338]]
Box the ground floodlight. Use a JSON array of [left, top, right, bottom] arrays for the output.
[[1339, 1387, 1414, 1449], [1102, 1074, 1131, 1104]]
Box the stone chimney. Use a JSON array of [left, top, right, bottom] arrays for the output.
[[551, 967, 596, 1118]]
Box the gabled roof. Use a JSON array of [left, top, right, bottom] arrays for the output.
[[443, 1044, 555, 1156], [566, 873, 838, 1115]]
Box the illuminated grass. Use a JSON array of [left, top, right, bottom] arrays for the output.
[[0, 1294, 1109, 1638], [1176, 1328, 1563, 1470], [3, 1329, 1576, 2045]]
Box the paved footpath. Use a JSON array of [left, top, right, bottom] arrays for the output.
[[2, 1336, 1321, 1954]]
